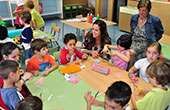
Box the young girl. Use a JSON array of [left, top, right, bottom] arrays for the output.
[[13, 0, 25, 29], [16, 11, 33, 59], [102, 34, 132, 70], [129, 41, 162, 83], [60, 33, 88, 65]]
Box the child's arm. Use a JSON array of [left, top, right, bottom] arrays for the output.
[[33, 19, 39, 30], [60, 48, 74, 65], [111, 51, 131, 62], [131, 92, 138, 110], [76, 49, 88, 60], [129, 66, 137, 73], [102, 44, 117, 54], [42, 62, 58, 76], [13, 9, 23, 14]]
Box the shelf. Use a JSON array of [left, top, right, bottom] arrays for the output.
[[41, 11, 62, 16]]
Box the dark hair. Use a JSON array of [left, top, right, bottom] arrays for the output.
[[25, 0, 34, 9], [117, 34, 132, 50], [15, 96, 43, 110], [31, 39, 47, 53], [105, 81, 132, 107], [0, 60, 19, 80], [0, 26, 8, 40], [18, 11, 32, 24], [63, 33, 77, 44], [0, 42, 19, 58], [146, 41, 162, 55], [137, 0, 152, 12], [90, 20, 111, 48], [146, 60, 170, 86]]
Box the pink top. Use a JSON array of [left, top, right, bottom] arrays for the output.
[[113, 49, 131, 70], [14, 7, 22, 25]]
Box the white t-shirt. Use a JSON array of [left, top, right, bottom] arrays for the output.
[[0, 38, 15, 44], [134, 58, 150, 83]]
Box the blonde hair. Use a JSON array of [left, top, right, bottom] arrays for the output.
[[146, 41, 162, 55]]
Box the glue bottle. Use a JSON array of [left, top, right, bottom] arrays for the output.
[[87, 13, 90, 23], [96, 14, 100, 20], [89, 13, 92, 23]]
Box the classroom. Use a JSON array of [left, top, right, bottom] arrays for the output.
[[0, 0, 170, 110]]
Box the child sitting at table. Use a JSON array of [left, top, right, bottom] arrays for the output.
[[0, 60, 24, 110], [102, 34, 132, 70], [60, 33, 87, 65], [131, 60, 170, 110], [26, 39, 59, 76], [84, 81, 132, 110], [129, 42, 162, 83], [24, 0, 45, 31], [16, 11, 33, 59]]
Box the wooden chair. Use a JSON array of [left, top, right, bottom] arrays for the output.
[[50, 23, 61, 41]]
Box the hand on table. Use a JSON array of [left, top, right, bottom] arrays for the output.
[[91, 50, 99, 58], [42, 70, 49, 76], [82, 54, 88, 60], [16, 36, 21, 41], [33, 70, 40, 76], [22, 72, 33, 81]]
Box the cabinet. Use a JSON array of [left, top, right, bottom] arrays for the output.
[[0, 0, 63, 26]]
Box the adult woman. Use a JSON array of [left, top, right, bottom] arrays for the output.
[[130, 0, 164, 57], [81, 20, 111, 58]]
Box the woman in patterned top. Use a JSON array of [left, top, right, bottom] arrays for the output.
[[81, 20, 111, 59]]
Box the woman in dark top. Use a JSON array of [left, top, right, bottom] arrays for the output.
[[81, 20, 111, 59]]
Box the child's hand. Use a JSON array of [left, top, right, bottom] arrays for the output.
[[111, 51, 118, 56], [42, 70, 49, 76], [22, 72, 33, 81], [82, 54, 88, 60], [91, 50, 99, 58], [33, 70, 40, 76], [102, 45, 109, 54], [19, 69, 25, 75], [84, 91, 93, 105], [16, 36, 21, 40]]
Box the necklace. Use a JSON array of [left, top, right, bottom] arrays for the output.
[[139, 18, 146, 23]]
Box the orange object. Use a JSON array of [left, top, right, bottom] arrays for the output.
[[59, 64, 81, 74]]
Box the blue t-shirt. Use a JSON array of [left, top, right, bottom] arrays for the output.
[[0, 86, 24, 110]]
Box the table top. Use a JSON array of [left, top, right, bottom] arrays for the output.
[[26, 65, 104, 110], [61, 18, 117, 30]]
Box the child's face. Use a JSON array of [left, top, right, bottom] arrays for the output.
[[117, 45, 125, 51], [4, 48, 20, 62], [39, 47, 48, 56], [19, 5, 24, 10], [65, 39, 76, 51], [105, 96, 125, 110], [146, 46, 160, 63], [12, 67, 20, 83]]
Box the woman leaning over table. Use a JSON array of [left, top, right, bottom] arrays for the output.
[[81, 20, 111, 59], [130, 0, 164, 59]]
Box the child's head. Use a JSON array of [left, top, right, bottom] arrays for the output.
[[24, 0, 34, 10], [63, 33, 77, 51], [146, 41, 161, 63], [117, 34, 132, 51], [0, 26, 8, 40], [105, 81, 132, 110], [16, 0, 24, 9], [15, 96, 43, 110], [1, 42, 20, 62], [18, 11, 31, 25], [146, 60, 170, 87], [0, 60, 19, 82], [31, 39, 48, 56]]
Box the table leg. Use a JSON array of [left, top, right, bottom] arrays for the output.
[[62, 23, 65, 39]]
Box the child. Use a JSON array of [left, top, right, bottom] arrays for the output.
[[24, 0, 45, 31], [0, 26, 15, 44], [16, 11, 33, 59], [15, 96, 42, 110], [0, 42, 32, 97], [84, 81, 132, 110], [26, 39, 59, 76], [129, 42, 161, 83], [0, 60, 24, 110], [60, 33, 87, 65], [102, 34, 132, 70], [13, 0, 25, 29], [131, 60, 170, 110]]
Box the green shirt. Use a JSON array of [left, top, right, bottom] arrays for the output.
[[30, 9, 45, 28], [136, 87, 170, 110]]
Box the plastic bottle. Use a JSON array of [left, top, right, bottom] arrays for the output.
[[96, 14, 100, 20], [92, 14, 94, 23], [89, 13, 92, 23], [87, 13, 89, 23]]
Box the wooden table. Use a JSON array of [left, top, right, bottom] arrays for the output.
[[68, 57, 152, 108], [61, 18, 117, 41]]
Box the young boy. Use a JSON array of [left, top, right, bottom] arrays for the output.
[[60, 33, 87, 65], [84, 81, 132, 110], [131, 60, 170, 110], [26, 39, 59, 76], [24, 0, 45, 31], [0, 60, 24, 110]]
